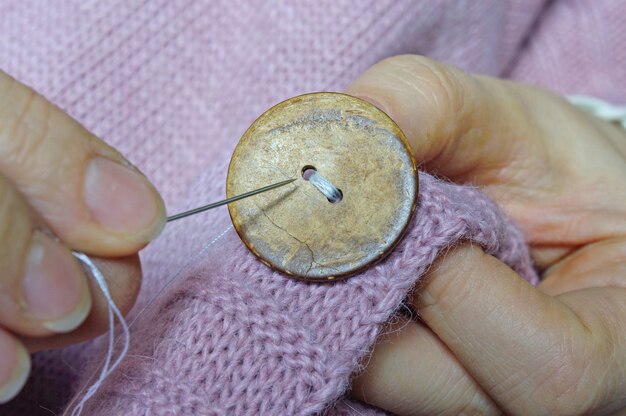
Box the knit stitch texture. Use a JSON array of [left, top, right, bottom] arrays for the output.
[[0, 1, 624, 414], [79, 171, 540, 415]]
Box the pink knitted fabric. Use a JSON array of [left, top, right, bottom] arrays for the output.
[[0, 0, 624, 414], [82, 171, 540, 415]]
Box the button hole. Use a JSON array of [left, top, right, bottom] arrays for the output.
[[301, 165, 343, 203], [302, 165, 317, 181]]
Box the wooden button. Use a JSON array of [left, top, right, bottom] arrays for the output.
[[226, 93, 418, 281]]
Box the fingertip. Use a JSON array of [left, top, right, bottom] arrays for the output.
[[346, 55, 534, 184], [68, 254, 141, 337], [346, 93, 396, 127], [345, 56, 415, 122], [0, 330, 30, 404], [89, 255, 142, 317], [345, 55, 471, 166], [22, 231, 92, 335], [20, 254, 141, 353], [83, 156, 166, 243]]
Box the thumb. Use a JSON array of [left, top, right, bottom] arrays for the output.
[[345, 54, 552, 185]]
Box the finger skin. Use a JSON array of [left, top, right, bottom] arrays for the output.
[[411, 243, 626, 415], [351, 316, 499, 416], [345, 55, 536, 182], [0, 70, 165, 256], [19, 254, 142, 352], [0, 171, 90, 336], [540, 237, 626, 295], [346, 55, 626, 270], [0, 328, 30, 404]]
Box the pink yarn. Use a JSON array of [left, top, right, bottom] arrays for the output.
[[0, 0, 623, 414], [77, 171, 539, 415]]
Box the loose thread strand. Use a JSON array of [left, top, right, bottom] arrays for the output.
[[68, 252, 130, 416], [64, 224, 233, 415], [127, 224, 233, 329]]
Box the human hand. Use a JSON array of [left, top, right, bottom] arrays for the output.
[[346, 56, 626, 415], [0, 71, 165, 402]]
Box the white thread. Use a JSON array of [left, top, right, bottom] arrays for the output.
[[127, 225, 232, 329], [67, 252, 130, 416], [62, 225, 232, 415], [308, 171, 342, 203], [567, 95, 626, 129]]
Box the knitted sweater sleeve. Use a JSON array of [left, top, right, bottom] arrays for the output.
[[73, 171, 537, 415]]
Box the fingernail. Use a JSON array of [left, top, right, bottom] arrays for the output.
[[0, 332, 30, 404], [23, 232, 91, 333], [84, 157, 164, 238]]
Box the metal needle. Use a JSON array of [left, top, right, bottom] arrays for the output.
[[166, 178, 296, 222]]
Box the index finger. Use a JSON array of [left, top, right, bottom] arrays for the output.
[[0, 71, 165, 256]]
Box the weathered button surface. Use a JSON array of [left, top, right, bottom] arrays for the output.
[[226, 93, 418, 281]]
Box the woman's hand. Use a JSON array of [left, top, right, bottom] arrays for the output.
[[346, 56, 626, 415], [0, 71, 165, 403]]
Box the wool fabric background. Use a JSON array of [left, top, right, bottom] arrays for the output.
[[0, 0, 624, 414]]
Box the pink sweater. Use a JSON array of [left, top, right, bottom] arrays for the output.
[[1, 1, 624, 414]]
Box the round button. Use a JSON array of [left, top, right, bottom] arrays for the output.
[[226, 92, 418, 281]]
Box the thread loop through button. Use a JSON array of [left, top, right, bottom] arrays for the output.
[[302, 166, 343, 203]]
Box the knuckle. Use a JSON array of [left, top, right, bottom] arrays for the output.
[[527, 336, 598, 415]]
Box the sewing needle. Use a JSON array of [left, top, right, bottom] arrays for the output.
[[166, 178, 296, 222]]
